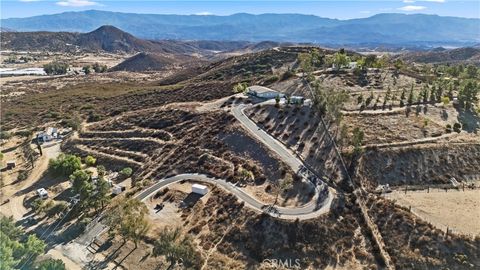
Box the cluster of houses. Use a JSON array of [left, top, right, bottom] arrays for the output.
[[246, 85, 307, 105]]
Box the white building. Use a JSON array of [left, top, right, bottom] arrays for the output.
[[37, 127, 59, 143], [290, 96, 305, 104], [36, 188, 48, 199], [247, 86, 285, 99], [192, 184, 208, 195]]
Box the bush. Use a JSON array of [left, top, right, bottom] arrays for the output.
[[17, 170, 29, 182], [446, 124, 452, 133], [35, 258, 66, 270], [14, 130, 33, 137], [280, 70, 295, 81], [48, 154, 82, 176], [47, 201, 68, 217], [453, 122, 462, 133], [0, 131, 12, 140], [120, 167, 133, 178], [84, 155, 96, 167], [43, 61, 68, 75]]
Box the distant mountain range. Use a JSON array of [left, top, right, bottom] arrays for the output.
[[2, 10, 479, 47]]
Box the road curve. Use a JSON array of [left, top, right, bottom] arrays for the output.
[[136, 173, 333, 220]]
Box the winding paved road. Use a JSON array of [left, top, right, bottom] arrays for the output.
[[137, 173, 333, 219], [77, 102, 335, 247]]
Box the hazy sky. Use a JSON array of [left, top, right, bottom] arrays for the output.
[[2, 0, 479, 19]]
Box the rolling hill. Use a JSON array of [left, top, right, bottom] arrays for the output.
[[397, 47, 480, 64], [0, 25, 260, 55], [109, 52, 178, 72]]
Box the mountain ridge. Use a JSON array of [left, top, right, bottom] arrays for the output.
[[2, 10, 479, 46]]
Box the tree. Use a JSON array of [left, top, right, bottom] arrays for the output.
[[0, 216, 48, 270], [35, 258, 66, 270], [313, 83, 349, 123], [92, 62, 108, 73], [82, 65, 91, 75], [97, 165, 106, 177], [93, 177, 111, 210], [464, 64, 478, 79], [333, 51, 349, 69], [239, 168, 254, 182], [352, 127, 364, 155], [23, 235, 46, 261], [153, 227, 198, 269], [442, 96, 450, 106], [43, 61, 68, 75], [364, 55, 377, 68], [275, 95, 280, 107], [105, 198, 150, 248], [458, 80, 479, 110], [84, 155, 96, 167], [48, 154, 82, 176], [70, 170, 94, 209], [120, 167, 133, 179], [276, 173, 293, 203], [298, 52, 313, 78], [232, 82, 248, 93], [408, 85, 415, 105]]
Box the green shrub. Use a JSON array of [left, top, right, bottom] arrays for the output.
[[453, 122, 462, 133], [48, 154, 82, 176], [280, 70, 295, 81], [0, 131, 12, 140], [84, 155, 96, 167], [120, 167, 133, 178], [17, 170, 29, 182], [446, 124, 452, 133]]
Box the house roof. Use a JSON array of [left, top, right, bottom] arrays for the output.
[[248, 85, 279, 94]]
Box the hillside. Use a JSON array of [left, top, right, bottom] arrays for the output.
[[397, 47, 480, 64], [109, 52, 178, 72], [0, 25, 254, 55], [2, 11, 479, 46]]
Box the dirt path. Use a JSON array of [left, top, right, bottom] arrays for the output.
[[0, 142, 61, 220]]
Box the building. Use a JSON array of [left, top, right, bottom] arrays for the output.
[[290, 96, 305, 104], [192, 184, 208, 195], [247, 86, 285, 99], [36, 188, 48, 199], [6, 160, 16, 169], [36, 127, 59, 143]]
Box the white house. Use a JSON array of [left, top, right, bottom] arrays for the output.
[[247, 86, 285, 99], [192, 184, 208, 195], [36, 188, 48, 199], [37, 127, 59, 143]]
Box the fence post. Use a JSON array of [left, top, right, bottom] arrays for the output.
[[427, 186, 429, 193]]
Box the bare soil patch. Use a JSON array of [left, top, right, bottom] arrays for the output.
[[386, 189, 480, 235]]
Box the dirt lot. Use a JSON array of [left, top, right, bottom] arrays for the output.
[[386, 189, 480, 235]]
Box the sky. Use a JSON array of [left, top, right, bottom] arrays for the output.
[[1, 0, 479, 20]]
